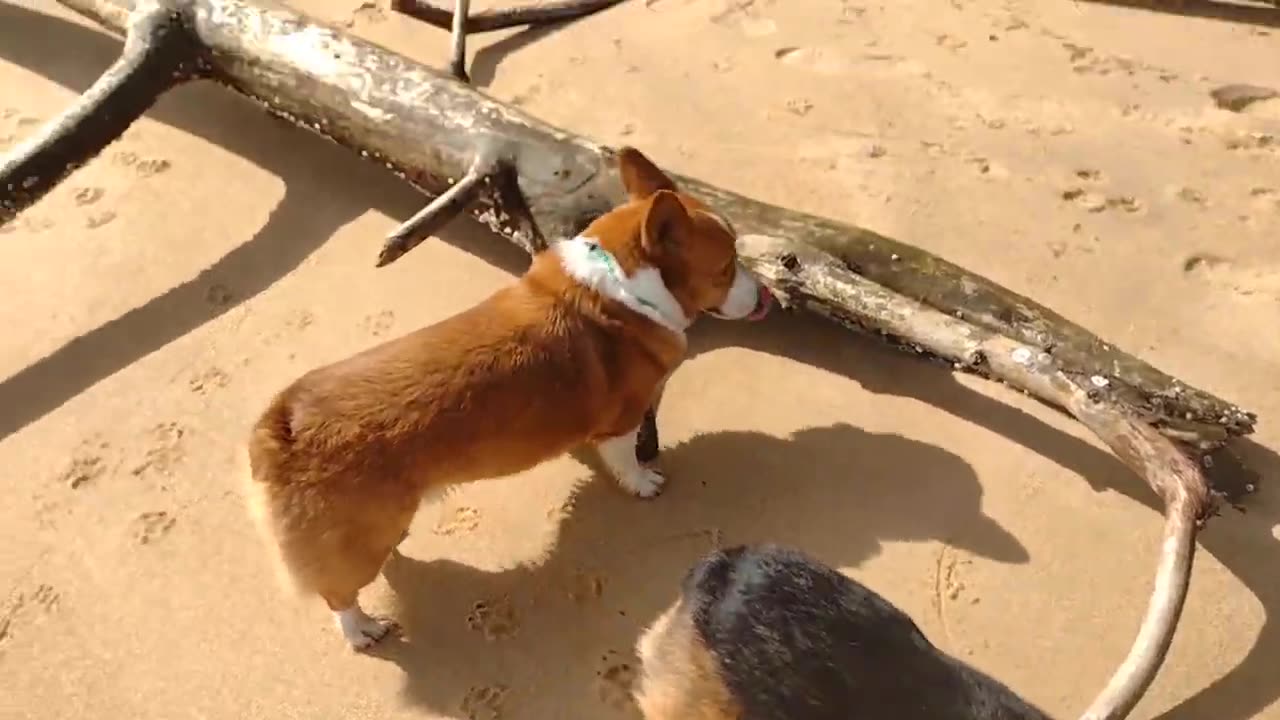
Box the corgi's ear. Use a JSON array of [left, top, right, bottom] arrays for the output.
[[618, 146, 678, 200], [641, 190, 691, 255]]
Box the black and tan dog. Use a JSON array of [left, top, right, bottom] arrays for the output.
[[635, 544, 1054, 720]]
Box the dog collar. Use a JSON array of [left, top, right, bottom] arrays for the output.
[[554, 236, 690, 335]]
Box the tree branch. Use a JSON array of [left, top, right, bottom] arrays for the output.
[[18, 0, 1259, 715], [447, 0, 470, 82], [378, 153, 494, 266], [0, 0, 203, 225]]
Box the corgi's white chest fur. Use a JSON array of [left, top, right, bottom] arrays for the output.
[[554, 236, 690, 338]]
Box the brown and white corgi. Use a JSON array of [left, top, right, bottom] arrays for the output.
[[243, 147, 772, 649]]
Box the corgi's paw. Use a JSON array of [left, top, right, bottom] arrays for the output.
[[618, 466, 666, 499], [336, 607, 396, 650]]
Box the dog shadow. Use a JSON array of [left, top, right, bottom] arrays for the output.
[[371, 422, 1025, 717], [684, 313, 1280, 720]]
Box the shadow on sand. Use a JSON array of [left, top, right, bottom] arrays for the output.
[[2, 6, 1277, 718], [371, 422, 1025, 716]]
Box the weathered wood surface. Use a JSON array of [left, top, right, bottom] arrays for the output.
[[26, 0, 1257, 454], [0, 0, 1258, 717]]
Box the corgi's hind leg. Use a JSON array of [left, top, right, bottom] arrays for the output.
[[280, 505, 417, 650]]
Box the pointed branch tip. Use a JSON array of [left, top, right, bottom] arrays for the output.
[[376, 158, 494, 267]]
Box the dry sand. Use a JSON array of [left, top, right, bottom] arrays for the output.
[[2, 0, 1279, 718]]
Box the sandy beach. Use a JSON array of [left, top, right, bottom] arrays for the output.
[[1, 0, 1278, 718]]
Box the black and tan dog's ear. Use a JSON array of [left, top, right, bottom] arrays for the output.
[[618, 146, 678, 200], [634, 599, 739, 720]]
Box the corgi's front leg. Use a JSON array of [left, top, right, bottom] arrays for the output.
[[597, 424, 666, 498]]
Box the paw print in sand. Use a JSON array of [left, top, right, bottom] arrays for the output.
[[595, 649, 639, 711], [466, 596, 520, 641], [459, 684, 509, 720]]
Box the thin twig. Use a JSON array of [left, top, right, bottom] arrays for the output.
[[377, 157, 494, 267], [0, 0, 201, 225], [447, 0, 470, 81], [389, 0, 626, 33]]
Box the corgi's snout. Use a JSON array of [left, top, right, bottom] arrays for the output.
[[709, 264, 772, 321]]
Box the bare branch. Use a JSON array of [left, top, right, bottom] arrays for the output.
[[377, 155, 494, 266], [448, 0, 470, 82], [389, 0, 626, 33], [0, 0, 202, 225]]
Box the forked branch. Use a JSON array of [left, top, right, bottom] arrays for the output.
[[0, 0, 203, 224]]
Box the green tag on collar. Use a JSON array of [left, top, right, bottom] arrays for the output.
[[584, 241, 661, 312]]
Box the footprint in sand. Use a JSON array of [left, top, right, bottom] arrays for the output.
[[132, 510, 177, 545], [188, 366, 231, 395], [1061, 186, 1143, 215], [433, 505, 481, 536], [568, 570, 605, 604], [774, 46, 854, 75], [459, 684, 509, 720], [783, 97, 814, 117], [709, 0, 776, 37], [343, 0, 386, 27], [131, 422, 188, 481], [205, 283, 235, 306], [1183, 253, 1280, 301], [466, 596, 520, 641], [595, 649, 639, 711], [73, 187, 105, 206], [1171, 186, 1209, 207], [3, 215, 56, 234], [135, 158, 172, 177], [86, 211, 117, 229], [0, 583, 62, 645], [362, 310, 396, 337], [56, 437, 113, 490]]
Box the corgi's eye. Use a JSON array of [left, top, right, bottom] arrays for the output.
[[720, 262, 735, 279]]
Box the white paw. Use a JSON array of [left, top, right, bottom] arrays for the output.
[[619, 466, 666, 498], [336, 608, 396, 650]]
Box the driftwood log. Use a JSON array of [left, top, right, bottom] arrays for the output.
[[0, 0, 1259, 718]]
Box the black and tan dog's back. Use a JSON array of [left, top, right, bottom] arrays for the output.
[[635, 544, 1050, 720]]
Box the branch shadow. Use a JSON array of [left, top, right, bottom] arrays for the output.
[[1076, 0, 1280, 29], [371, 423, 1025, 716], [683, 312, 1280, 720], [0, 1, 533, 440], [469, 23, 566, 89]]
